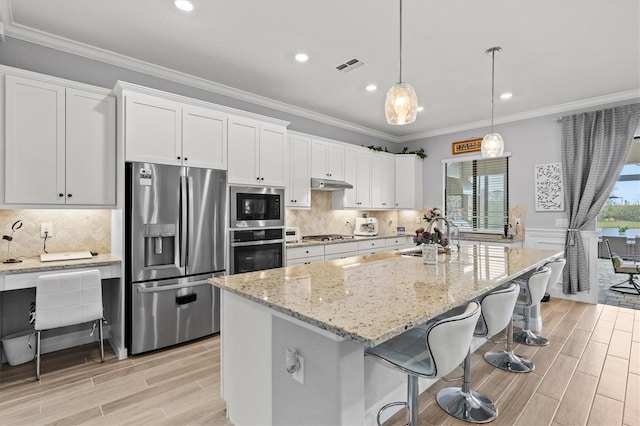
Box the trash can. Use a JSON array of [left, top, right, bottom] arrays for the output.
[[2, 330, 36, 366]]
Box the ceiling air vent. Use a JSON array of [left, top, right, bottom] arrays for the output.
[[336, 58, 367, 73]]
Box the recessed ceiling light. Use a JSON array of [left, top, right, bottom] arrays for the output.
[[174, 0, 194, 12], [295, 53, 309, 63], [366, 84, 377, 92], [417, 106, 424, 112], [500, 92, 513, 100]]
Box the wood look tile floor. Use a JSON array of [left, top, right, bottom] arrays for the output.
[[0, 298, 637, 425]]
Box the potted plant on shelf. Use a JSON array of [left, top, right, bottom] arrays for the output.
[[618, 226, 629, 235]]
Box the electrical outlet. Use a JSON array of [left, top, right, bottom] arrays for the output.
[[292, 355, 304, 384], [515, 218, 521, 226], [40, 223, 53, 238], [416, 216, 421, 224]]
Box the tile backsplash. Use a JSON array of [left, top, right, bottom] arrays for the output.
[[0, 209, 111, 260], [285, 192, 423, 236]]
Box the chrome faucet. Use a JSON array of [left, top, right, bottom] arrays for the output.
[[426, 216, 460, 253]]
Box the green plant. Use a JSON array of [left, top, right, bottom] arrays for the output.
[[366, 145, 390, 153], [398, 147, 427, 159], [618, 225, 629, 233]]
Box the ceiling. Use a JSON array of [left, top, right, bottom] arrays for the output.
[[1, 0, 638, 142]]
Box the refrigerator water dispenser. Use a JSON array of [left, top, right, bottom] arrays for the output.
[[143, 223, 176, 267]]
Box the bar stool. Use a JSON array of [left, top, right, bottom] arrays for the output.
[[34, 269, 105, 380], [365, 302, 481, 426], [436, 283, 520, 423], [513, 262, 561, 346], [485, 268, 549, 373]]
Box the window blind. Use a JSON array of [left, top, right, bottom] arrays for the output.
[[444, 157, 509, 233]]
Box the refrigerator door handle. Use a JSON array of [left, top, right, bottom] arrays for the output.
[[179, 175, 188, 268], [135, 279, 210, 293], [187, 175, 194, 267]]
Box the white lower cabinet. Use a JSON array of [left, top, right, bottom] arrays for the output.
[[357, 239, 385, 255], [385, 236, 414, 250], [286, 245, 324, 266], [324, 241, 359, 260]]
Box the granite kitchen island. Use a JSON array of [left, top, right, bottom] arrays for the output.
[[209, 245, 562, 425]]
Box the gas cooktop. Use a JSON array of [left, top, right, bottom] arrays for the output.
[[302, 234, 355, 242]]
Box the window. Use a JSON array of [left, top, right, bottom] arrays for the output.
[[444, 156, 509, 233]]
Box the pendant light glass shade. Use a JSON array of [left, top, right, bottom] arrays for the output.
[[481, 47, 504, 157], [385, 82, 418, 125], [385, 0, 418, 125], [481, 132, 504, 157]]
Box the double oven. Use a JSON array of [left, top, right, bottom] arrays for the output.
[[229, 186, 285, 274]]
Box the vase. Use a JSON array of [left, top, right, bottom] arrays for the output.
[[422, 243, 437, 264]]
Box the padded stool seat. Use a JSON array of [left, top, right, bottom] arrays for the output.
[[484, 268, 550, 373], [366, 302, 481, 426], [513, 262, 560, 346], [437, 283, 520, 423]]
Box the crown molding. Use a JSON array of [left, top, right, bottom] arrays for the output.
[[398, 90, 640, 142], [2, 1, 637, 145], [1, 10, 400, 143]]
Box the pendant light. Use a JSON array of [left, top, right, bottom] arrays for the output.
[[385, 0, 418, 125], [481, 46, 504, 157]]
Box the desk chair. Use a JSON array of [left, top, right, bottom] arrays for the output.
[[365, 302, 481, 426], [34, 269, 104, 380], [605, 239, 640, 295]]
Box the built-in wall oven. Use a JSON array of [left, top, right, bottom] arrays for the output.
[[229, 186, 285, 275], [229, 228, 284, 274]]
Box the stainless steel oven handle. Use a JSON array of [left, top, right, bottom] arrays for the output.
[[230, 239, 285, 248], [135, 280, 210, 293]]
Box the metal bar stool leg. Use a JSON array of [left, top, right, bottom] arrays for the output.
[[436, 349, 498, 423], [484, 319, 534, 373], [98, 319, 105, 363], [513, 305, 549, 346], [35, 330, 41, 381], [407, 375, 419, 426]]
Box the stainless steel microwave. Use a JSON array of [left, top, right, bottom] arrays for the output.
[[230, 186, 284, 228]]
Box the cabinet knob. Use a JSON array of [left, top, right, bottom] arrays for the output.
[[58, 193, 64, 197], [256, 177, 260, 180], [184, 157, 188, 161], [67, 194, 72, 198], [294, 200, 297, 203], [261, 177, 265, 180], [177, 156, 181, 160]]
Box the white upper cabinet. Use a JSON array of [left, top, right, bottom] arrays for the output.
[[287, 133, 311, 208], [65, 88, 116, 205], [333, 145, 371, 209], [395, 154, 423, 209], [311, 139, 344, 181], [4, 75, 116, 206], [228, 115, 286, 186], [123, 91, 227, 169], [124, 92, 181, 166], [182, 104, 227, 170], [371, 152, 395, 209]]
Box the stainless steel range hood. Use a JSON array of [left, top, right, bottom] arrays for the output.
[[310, 178, 353, 191]]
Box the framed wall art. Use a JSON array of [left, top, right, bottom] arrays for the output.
[[534, 162, 564, 211]]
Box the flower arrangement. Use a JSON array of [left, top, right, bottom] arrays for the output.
[[414, 207, 448, 246], [423, 207, 443, 223]]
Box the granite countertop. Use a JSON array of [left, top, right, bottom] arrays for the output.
[[0, 254, 121, 275], [286, 233, 411, 248], [210, 245, 561, 347]]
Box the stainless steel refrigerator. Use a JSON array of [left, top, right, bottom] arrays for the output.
[[125, 162, 226, 355]]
